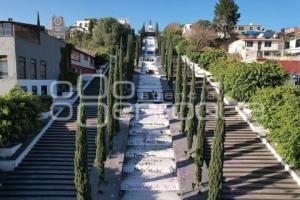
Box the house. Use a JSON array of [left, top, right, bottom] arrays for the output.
[[277, 60, 300, 85], [284, 38, 300, 55], [117, 18, 130, 26], [229, 37, 284, 62], [71, 48, 96, 74], [182, 24, 192, 36], [0, 19, 66, 96], [234, 24, 265, 34], [75, 20, 90, 31]]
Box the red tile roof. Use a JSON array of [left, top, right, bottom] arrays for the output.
[[277, 60, 300, 76]]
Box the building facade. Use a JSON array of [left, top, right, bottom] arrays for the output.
[[47, 16, 66, 40], [234, 24, 265, 34], [0, 20, 65, 95], [71, 48, 95, 74], [229, 38, 284, 62]]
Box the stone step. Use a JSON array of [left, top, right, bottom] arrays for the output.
[[0, 190, 75, 197], [125, 146, 175, 159], [127, 135, 172, 146], [121, 191, 180, 200], [221, 193, 300, 200]]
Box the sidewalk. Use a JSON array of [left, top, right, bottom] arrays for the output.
[[167, 106, 209, 200], [91, 106, 132, 200]]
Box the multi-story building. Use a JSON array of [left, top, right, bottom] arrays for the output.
[[284, 38, 300, 55], [234, 24, 265, 34], [75, 20, 90, 31], [117, 18, 130, 26], [229, 38, 284, 62], [47, 16, 66, 40], [71, 48, 96, 74], [0, 20, 66, 96]]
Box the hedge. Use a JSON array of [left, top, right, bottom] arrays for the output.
[[0, 86, 50, 147], [199, 50, 227, 69], [208, 59, 230, 82], [224, 61, 289, 102], [250, 85, 300, 167]]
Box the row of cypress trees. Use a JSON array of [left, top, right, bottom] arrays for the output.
[[176, 58, 226, 198], [74, 31, 138, 198]]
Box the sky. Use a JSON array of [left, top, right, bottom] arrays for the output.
[[1, 0, 300, 31]]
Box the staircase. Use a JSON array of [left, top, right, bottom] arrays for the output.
[[186, 67, 300, 199], [0, 78, 101, 200]]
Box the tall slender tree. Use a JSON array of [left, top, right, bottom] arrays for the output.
[[118, 38, 124, 115], [186, 65, 196, 155], [135, 37, 140, 68], [96, 76, 106, 191], [180, 63, 188, 134], [160, 37, 165, 66], [167, 36, 173, 81], [114, 46, 120, 133], [126, 33, 134, 81], [175, 54, 183, 114], [74, 79, 92, 200], [195, 76, 207, 188], [213, 0, 240, 39], [106, 56, 115, 151], [208, 77, 226, 200]]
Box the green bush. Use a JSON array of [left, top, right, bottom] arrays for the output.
[[176, 39, 189, 55], [187, 52, 201, 63], [199, 50, 227, 69], [0, 86, 43, 147], [208, 59, 230, 81], [39, 95, 53, 112], [224, 61, 289, 102], [250, 85, 300, 167]]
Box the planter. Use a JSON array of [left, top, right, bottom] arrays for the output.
[[0, 143, 22, 158]]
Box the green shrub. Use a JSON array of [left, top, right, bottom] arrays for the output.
[[39, 95, 53, 112], [208, 59, 230, 81], [0, 86, 43, 147], [250, 85, 300, 167], [224, 61, 289, 102], [176, 39, 189, 55], [187, 52, 201, 63], [199, 50, 227, 69]]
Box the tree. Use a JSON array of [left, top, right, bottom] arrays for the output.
[[195, 76, 207, 187], [213, 0, 240, 38], [96, 76, 106, 191], [185, 21, 217, 51], [135, 36, 140, 68], [208, 78, 225, 200], [167, 37, 174, 82], [74, 80, 92, 200], [114, 45, 120, 133], [126, 33, 134, 81], [180, 63, 188, 134], [160, 37, 165, 67], [175, 54, 183, 114], [106, 56, 115, 151], [118, 38, 124, 116], [186, 66, 196, 155], [88, 19, 96, 36]]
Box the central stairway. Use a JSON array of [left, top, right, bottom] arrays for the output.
[[120, 34, 180, 200]]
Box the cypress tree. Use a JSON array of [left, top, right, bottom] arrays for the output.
[[186, 65, 196, 155], [175, 54, 182, 114], [180, 63, 188, 134], [208, 77, 225, 200], [160, 37, 165, 66], [118, 38, 124, 116], [167, 38, 173, 81], [195, 76, 207, 187], [114, 46, 120, 133], [106, 56, 115, 151], [74, 79, 92, 200], [135, 37, 140, 68], [96, 76, 106, 190], [126, 33, 134, 81]]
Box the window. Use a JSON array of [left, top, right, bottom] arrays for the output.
[[84, 54, 88, 61], [265, 41, 272, 47], [257, 26, 261, 31], [238, 26, 244, 30], [71, 50, 80, 61], [32, 86, 38, 95], [18, 57, 26, 79], [245, 41, 254, 47], [40, 61, 46, 79], [0, 23, 13, 36], [285, 42, 290, 49], [296, 39, 300, 48], [0, 55, 8, 79], [250, 26, 253, 30], [41, 85, 47, 95], [30, 59, 37, 79], [264, 52, 270, 56]]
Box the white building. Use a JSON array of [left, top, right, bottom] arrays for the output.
[[284, 38, 300, 55], [234, 24, 265, 34], [229, 38, 284, 62], [182, 24, 192, 36], [117, 18, 130, 26], [75, 20, 90, 31]]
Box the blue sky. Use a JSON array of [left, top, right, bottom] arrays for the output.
[[1, 0, 299, 31]]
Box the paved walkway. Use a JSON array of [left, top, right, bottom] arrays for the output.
[[120, 35, 180, 200]]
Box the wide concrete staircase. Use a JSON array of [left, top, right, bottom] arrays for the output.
[[185, 67, 300, 200], [0, 78, 101, 200]]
